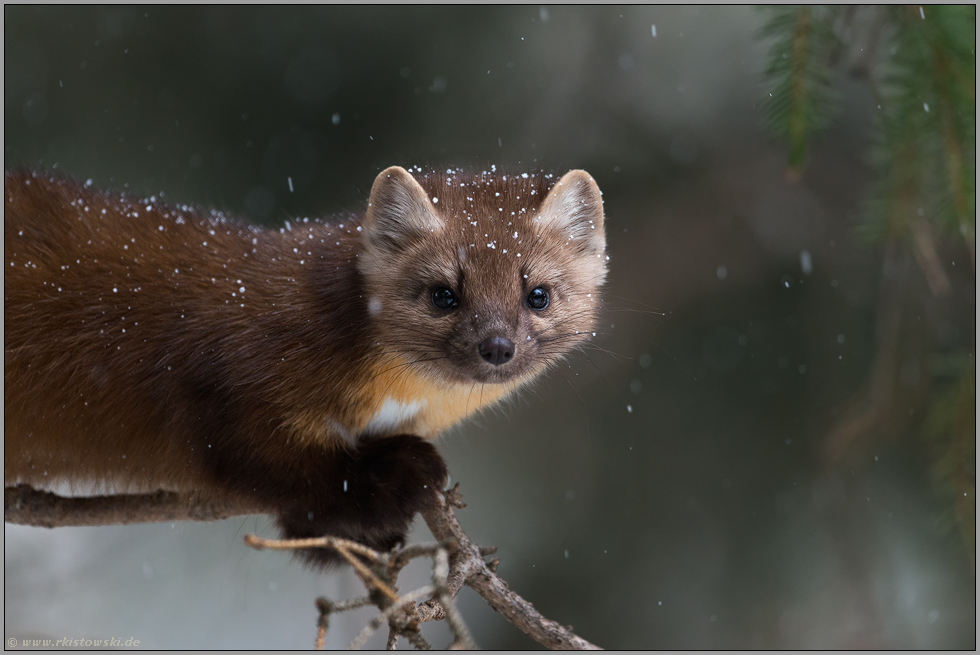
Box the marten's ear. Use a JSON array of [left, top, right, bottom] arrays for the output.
[[534, 169, 605, 254], [363, 166, 442, 251]]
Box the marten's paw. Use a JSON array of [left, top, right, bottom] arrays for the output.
[[276, 434, 448, 569]]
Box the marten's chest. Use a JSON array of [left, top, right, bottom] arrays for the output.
[[355, 360, 519, 438], [286, 357, 520, 446]]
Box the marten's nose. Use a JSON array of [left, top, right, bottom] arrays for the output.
[[478, 336, 515, 366]]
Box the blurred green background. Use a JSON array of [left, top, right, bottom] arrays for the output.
[[4, 5, 975, 649]]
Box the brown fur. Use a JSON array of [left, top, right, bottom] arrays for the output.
[[4, 166, 606, 564]]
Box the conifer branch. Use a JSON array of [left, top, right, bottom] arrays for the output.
[[765, 5, 975, 570], [930, 38, 976, 268], [758, 5, 839, 178], [787, 6, 812, 177]]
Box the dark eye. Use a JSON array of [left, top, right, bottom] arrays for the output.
[[431, 287, 459, 310], [526, 286, 550, 310]]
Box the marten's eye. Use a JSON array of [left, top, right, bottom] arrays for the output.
[[431, 287, 459, 310], [526, 286, 550, 311]]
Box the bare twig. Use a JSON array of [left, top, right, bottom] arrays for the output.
[[245, 534, 400, 604], [385, 626, 400, 650], [348, 585, 436, 650], [244, 531, 473, 648], [313, 596, 378, 650], [400, 627, 432, 651], [433, 547, 478, 650], [244, 534, 384, 562], [315, 597, 332, 651]]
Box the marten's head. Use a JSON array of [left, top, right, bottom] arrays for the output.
[[358, 166, 607, 386]]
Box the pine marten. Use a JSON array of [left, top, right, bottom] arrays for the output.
[[4, 165, 607, 565]]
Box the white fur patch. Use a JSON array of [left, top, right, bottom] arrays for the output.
[[363, 397, 426, 435], [367, 296, 383, 316]]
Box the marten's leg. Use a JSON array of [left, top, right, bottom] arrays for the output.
[[182, 376, 447, 568], [272, 435, 448, 568]]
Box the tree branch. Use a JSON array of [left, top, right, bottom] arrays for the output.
[[419, 485, 602, 650], [4, 482, 603, 650], [4, 484, 257, 527]]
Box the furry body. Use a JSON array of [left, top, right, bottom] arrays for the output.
[[4, 166, 606, 562]]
